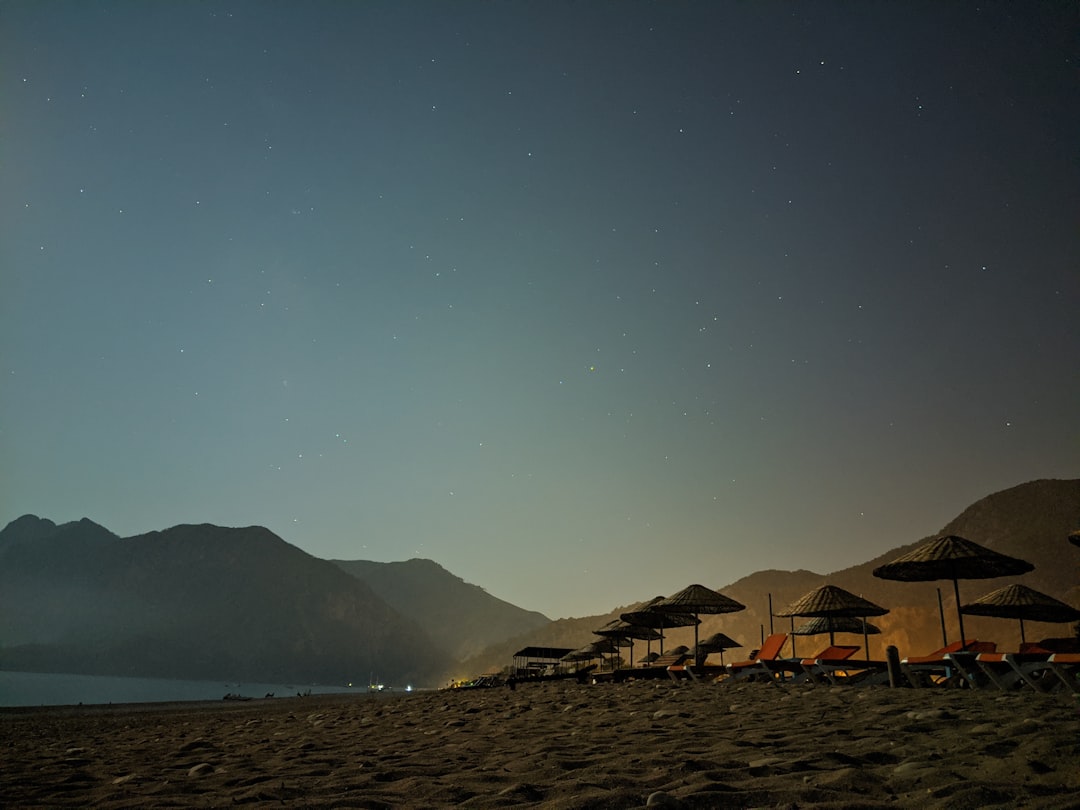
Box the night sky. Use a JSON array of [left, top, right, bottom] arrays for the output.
[[3, 2, 1078, 619]]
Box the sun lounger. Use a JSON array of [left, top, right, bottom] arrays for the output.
[[610, 652, 690, 682], [902, 640, 996, 687], [1044, 653, 1080, 693], [759, 644, 861, 682], [666, 663, 728, 682], [967, 649, 1057, 692], [650, 652, 692, 669], [802, 653, 890, 686], [724, 634, 788, 682]]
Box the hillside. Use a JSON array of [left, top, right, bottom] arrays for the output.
[[332, 558, 549, 661], [459, 478, 1080, 675], [0, 518, 451, 686]]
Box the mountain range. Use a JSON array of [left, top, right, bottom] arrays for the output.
[[2, 478, 1077, 687], [330, 558, 548, 662], [0, 519, 544, 686]]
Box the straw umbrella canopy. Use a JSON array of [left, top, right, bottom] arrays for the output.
[[693, 632, 742, 666], [791, 616, 881, 660], [776, 584, 888, 658], [872, 534, 1034, 646], [563, 638, 620, 670], [620, 596, 700, 656], [792, 616, 880, 637], [960, 583, 1080, 644], [594, 619, 661, 669], [654, 584, 746, 665], [587, 638, 622, 655], [560, 646, 597, 664]]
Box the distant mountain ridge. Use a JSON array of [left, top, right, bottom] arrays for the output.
[[0, 519, 532, 687], [332, 558, 549, 661]]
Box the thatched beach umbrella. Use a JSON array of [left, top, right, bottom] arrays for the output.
[[792, 616, 881, 637], [654, 584, 746, 666], [776, 584, 888, 658], [872, 534, 1034, 646], [561, 646, 596, 664], [693, 632, 742, 666], [960, 583, 1080, 644], [621, 596, 699, 656], [594, 619, 661, 669], [789, 616, 880, 660], [563, 638, 621, 671]]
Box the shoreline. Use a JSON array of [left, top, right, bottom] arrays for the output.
[[0, 687, 406, 717], [4, 679, 1079, 808]]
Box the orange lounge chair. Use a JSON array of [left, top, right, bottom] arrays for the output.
[[724, 634, 788, 682], [762, 644, 860, 682], [612, 651, 690, 682], [801, 648, 889, 686], [1045, 653, 1080, 693], [667, 662, 728, 682], [733, 642, 860, 683], [969, 647, 1057, 692], [903, 640, 996, 687]]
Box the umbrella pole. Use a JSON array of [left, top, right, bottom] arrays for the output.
[[937, 587, 948, 647], [694, 616, 701, 667], [1019, 617, 1026, 644], [862, 617, 869, 661], [952, 578, 967, 647], [790, 616, 796, 658], [768, 593, 774, 635]]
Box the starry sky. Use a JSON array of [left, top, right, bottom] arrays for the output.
[[3, 1, 1078, 619]]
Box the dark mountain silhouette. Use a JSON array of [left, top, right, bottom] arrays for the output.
[[4, 478, 1076, 687], [458, 478, 1080, 675], [0, 519, 452, 686], [0, 514, 62, 551], [332, 558, 549, 661]]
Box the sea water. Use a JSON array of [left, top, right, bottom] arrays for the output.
[[0, 670, 382, 708]]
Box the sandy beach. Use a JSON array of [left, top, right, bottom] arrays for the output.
[[3, 680, 1079, 809]]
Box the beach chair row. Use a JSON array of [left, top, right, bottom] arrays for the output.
[[650, 633, 1080, 692]]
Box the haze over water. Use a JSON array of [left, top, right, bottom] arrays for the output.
[[0, 670, 400, 708]]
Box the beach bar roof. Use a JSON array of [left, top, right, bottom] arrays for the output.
[[512, 646, 575, 676]]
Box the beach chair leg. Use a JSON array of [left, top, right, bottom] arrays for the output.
[[948, 657, 990, 689], [901, 665, 931, 688], [975, 660, 1012, 691], [1002, 658, 1055, 693], [1047, 663, 1080, 694]]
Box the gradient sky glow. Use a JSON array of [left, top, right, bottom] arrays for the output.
[[3, 1, 1078, 619]]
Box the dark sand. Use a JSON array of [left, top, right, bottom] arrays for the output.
[[3, 680, 1079, 808]]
